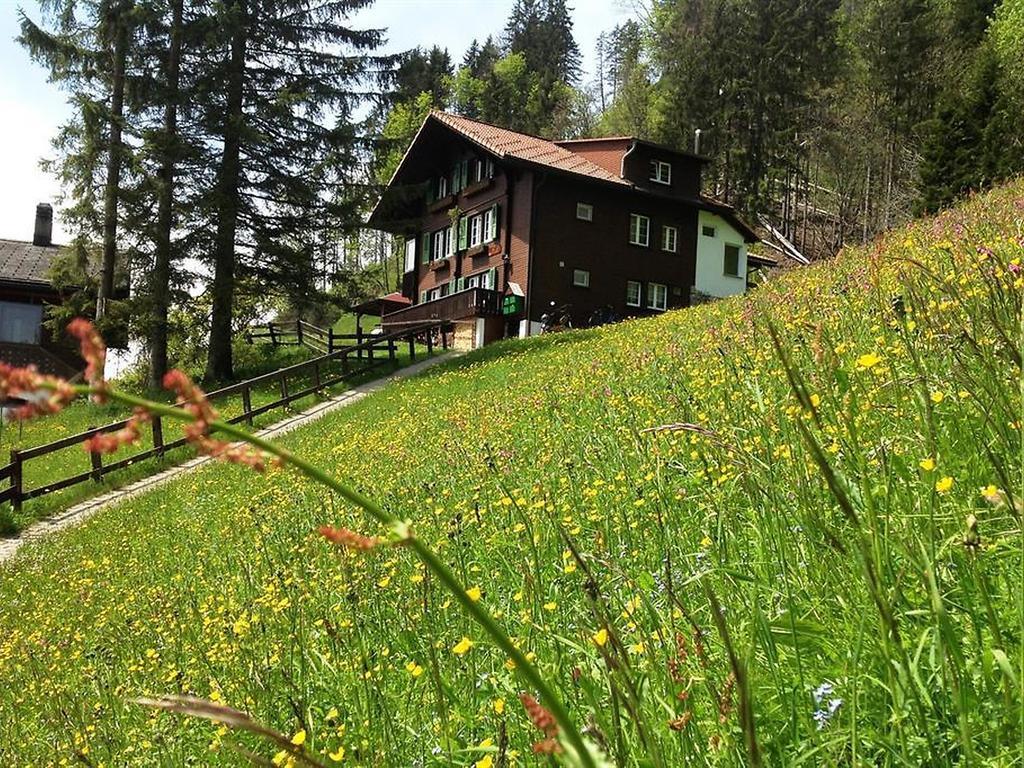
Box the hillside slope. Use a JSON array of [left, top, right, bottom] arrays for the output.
[[0, 182, 1021, 765]]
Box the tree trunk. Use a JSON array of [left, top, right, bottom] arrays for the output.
[[205, 0, 246, 382], [149, 0, 183, 389], [97, 1, 131, 321]]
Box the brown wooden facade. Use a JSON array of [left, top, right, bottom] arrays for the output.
[[368, 112, 757, 347]]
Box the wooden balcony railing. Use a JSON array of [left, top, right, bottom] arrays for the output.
[[382, 287, 502, 327]]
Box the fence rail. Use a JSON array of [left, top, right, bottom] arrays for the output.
[[246, 319, 385, 358], [1, 321, 449, 513]]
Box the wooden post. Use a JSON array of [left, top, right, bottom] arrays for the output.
[[388, 338, 396, 362], [279, 373, 289, 404], [295, 319, 304, 347], [242, 385, 253, 426], [152, 415, 164, 458], [9, 449, 22, 513], [425, 328, 433, 355], [88, 428, 102, 482], [408, 333, 416, 360], [441, 324, 449, 350], [356, 324, 363, 360], [312, 359, 321, 391], [368, 337, 375, 362], [328, 327, 334, 354], [268, 323, 277, 346], [341, 352, 349, 375]]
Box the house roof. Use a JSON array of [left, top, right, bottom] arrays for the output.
[[371, 112, 758, 242], [430, 112, 629, 186], [0, 238, 61, 288]]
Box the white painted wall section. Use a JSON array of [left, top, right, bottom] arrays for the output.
[[695, 211, 748, 298]]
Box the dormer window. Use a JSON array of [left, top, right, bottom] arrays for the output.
[[649, 160, 672, 186]]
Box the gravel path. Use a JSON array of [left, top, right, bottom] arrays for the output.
[[0, 353, 453, 566]]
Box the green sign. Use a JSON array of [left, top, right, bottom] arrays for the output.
[[502, 295, 524, 315]]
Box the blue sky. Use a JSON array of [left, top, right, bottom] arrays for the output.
[[0, 0, 633, 242]]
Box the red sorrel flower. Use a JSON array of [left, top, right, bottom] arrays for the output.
[[317, 525, 380, 551], [519, 693, 561, 754]]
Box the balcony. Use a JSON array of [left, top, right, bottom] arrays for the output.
[[382, 287, 502, 328]]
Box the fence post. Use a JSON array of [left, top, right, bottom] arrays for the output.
[[388, 338, 396, 362], [341, 352, 349, 376], [425, 328, 434, 355], [242, 385, 253, 426], [408, 333, 416, 361], [152, 415, 164, 458], [9, 449, 22, 513], [268, 323, 277, 346], [367, 337, 375, 362], [88, 427, 102, 483], [328, 327, 334, 354], [312, 359, 321, 391], [279, 373, 289, 404], [296, 319, 304, 347]]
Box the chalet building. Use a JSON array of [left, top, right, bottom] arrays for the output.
[[368, 111, 761, 348], [0, 204, 85, 376]]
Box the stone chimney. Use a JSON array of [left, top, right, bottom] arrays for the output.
[[33, 203, 53, 247]]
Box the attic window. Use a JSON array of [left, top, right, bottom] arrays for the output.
[[649, 160, 672, 185], [702, 225, 716, 238], [436, 175, 448, 199], [576, 202, 593, 221]]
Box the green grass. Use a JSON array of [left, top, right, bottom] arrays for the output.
[[332, 312, 380, 336], [0, 181, 1021, 766], [0, 339, 427, 532]]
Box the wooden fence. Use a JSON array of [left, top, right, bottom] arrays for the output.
[[1, 321, 450, 513], [246, 319, 384, 358]]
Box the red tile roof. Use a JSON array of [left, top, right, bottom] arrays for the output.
[[431, 112, 629, 186]]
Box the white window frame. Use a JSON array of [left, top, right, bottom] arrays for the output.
[[629, 214, 650, 247], [469, 215, 483, 247], [436, 175, 448, 199], [626, 280, 642, 308], [576, 202, 593, 222], [647, 282, 668, 311], [724, 243, 742, 277], [572, 269, 590, 288], [427, 287, 441, 301], [432, 229, 446, 260], [662, 225, 677, 253], [404, 238, 417, 273], [649, 160, 672, 185]]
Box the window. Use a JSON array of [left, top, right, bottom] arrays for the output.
[[647, 282, 668, 311], [572, 269, 590, 288], [626, 280, 642, 307], [702, 224, 716, 238], [483, 205, 498, 242], [649, 160, 672, 185], [404, 238, 417, 273], [471, 158, 485, 183], [466, 268, 497, 290], [482, 209, 493, 242], [576, 202, 593, 222], [662, 225, 678, 253], [470, 215, 483, 247], [432, 229, 447, 260], [724, 244, 741, 277], [435, 175, 448, 199], [427, 287, 441, 301], [0, 302, 42, 344], [629, 214, 650, 246]]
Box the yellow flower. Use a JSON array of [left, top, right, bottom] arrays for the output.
[[410, 573, 424, 584], [465, 586, 482, 603], [981, 484, 999, 499], [290, 729, 306, 746], [592, 628, 608, 647], [405, 661, 424, 677], [493, 698, 505, 714], [930, 391, 945, 404], [935, 476, 954, 493], [809, 393, 821, 408], [452, 636, 474, 655], [475, 756, 494, 768], [919, 457, 936, 472], [856, 352, 882, 369], [328, 746, 345, 762], [543, 602, 557, 611]]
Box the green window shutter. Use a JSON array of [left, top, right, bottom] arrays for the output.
[[488, 204, 499, 241], [421, 232, 431, 263], [487, 267, 498, 290], [419, 290, 427, 304], [455, 276, 465, 292], [458, 216, 469, 250], [461, 159, 469, 189], [451, 165, 460, 193]]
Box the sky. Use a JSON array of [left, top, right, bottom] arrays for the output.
[[0, 0, 634, 244]]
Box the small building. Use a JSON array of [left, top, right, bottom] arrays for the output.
[[0, 204, 83, 376], [367, 111, 759, 348]]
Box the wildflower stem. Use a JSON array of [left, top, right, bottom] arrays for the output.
[[77, 384, 596, 768]]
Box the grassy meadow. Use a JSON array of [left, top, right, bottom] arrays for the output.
[[0, 182, 1021, 765]]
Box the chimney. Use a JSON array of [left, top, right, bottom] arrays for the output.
[[33, 203, 53, 247]]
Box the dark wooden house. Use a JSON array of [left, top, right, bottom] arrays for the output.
[[367, 112, 760, 348], [0, 205, 84, 376]]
